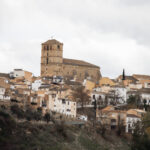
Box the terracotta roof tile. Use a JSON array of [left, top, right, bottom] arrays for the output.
[[42, 39, 63, 45], [63, 58, 99, 68], [133, 74, 150, 80]]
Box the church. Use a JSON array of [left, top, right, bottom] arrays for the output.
[[41, 39, 101, 82]]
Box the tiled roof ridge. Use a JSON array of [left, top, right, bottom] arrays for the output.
[[63, 58, 99, 68]]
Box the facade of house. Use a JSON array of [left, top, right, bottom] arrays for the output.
[[0, 86, 6, 100], [10, 69, 32, 81], [49, 94, 76, 117], [83, 79, 96, 91], [126, 114, 141, 133], [32, 79, 42, 91], [111, 85, 127, 104], [99, 77, 116, 87]]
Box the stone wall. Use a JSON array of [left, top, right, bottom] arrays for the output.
[[62, 64, 100, 82]]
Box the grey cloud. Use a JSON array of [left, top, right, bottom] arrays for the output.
[[0, 0, 150, 78]]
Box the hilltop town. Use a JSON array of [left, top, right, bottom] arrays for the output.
[[1, 39, 150, 149]]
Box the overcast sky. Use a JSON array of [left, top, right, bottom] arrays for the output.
[[0, 0, 150, 78]]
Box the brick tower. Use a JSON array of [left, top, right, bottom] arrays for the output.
[[41, 39, 63, 77]]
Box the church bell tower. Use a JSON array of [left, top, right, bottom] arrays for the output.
[[41, 39, 63, 77]]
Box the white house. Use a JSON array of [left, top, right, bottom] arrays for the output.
[[111, 85, 127, 104], [140, 92, 150, 105], [144, 82, 150, 88], [49, 94, 76, 118], [0, 86, 5, 99], [10, 69, 24, 78], [126, 114, 141, 133], [91, 91, 106, 105], [32, 79, 42, 91], [129, 83, 142, 90], [0, 86, 10, 101]]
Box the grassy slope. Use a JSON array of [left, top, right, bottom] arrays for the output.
[[0, 111, 131, 150]]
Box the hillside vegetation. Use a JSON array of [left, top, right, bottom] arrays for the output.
[[0, 107, 131, 150]]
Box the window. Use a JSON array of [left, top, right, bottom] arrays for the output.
[[52, 94, 56, 98], [62, 99, 66, 104], [72, 70, 77, 76], [128, 124, 131, 128], [57, 45, 60, 49], [47, 45, 49, 50], [47, 58, 48, 64]]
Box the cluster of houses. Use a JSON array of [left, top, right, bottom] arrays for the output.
[[0, 69, 77, 118], [96, 105, 145, 133], [0, 69, 150, 133]]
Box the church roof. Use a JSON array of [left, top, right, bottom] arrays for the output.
[[63, 58, 100, 68], [42, 39, 63, 45]]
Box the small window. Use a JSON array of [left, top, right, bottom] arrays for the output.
[[47, 45, 49, 50], [62, 99, 66, 104], [93, 95, 95, 99], [57, 45, 60, 49], [47, 58, 48, 64]]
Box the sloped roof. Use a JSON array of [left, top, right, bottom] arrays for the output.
[[42, 39, 63, 45], [138, 88, 150, 94], [118, 75, 138, 83], [133, 74, 150, 80], [127, 114, 140, 118], [0, 73, 10, 78], [63, 58, 99, 68]]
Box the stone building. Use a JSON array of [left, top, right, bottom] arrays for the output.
[[41, 39, 101, 82]]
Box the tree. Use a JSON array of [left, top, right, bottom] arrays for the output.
[[44, 112, 51, 123], [25, 106, 34, 121], [131, 112, 150, 150], [116, 114, 125, 136], [10, 104, 25, 119], [72, 86, 90, 110], [0, 109, 16, 135], [33, 107, 42, 121], [143, 99, 148, 111], [127, 95, 141, 108]]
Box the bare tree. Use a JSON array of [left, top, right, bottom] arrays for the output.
[[72, 86, 90, 110]]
